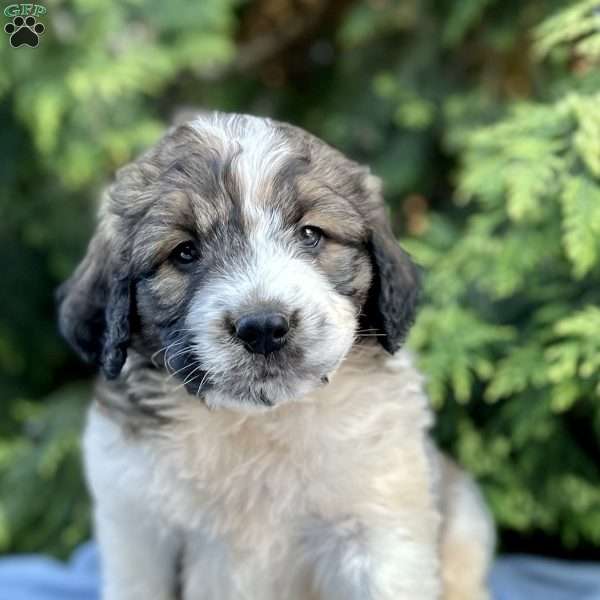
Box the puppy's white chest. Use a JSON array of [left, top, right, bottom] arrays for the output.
[[182, 528, 317, 600], [85, 352, 438, 600], [85, 406, 340, 600]]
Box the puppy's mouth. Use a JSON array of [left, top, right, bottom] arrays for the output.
[[168, 351, 330, 410], [251, 362, 282, 380], [164, 347, 283, 399], [247, 349, 302, 378]]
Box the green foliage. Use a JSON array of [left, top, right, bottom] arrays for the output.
[[0, 386, 90, 556], [0, 0, 237, 190], [535, 0, 600, 61], [406, 0, 600, 549], [1, 0, 599, 557]]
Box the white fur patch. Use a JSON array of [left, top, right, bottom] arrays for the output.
[[189, 113, 291, 220]]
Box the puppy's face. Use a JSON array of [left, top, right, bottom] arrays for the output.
[[58, 113, 419, 411]]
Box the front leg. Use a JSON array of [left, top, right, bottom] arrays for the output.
[[85, 408, 181, 600], [95, 502, 181, 600], [303, 516, 441, 600]]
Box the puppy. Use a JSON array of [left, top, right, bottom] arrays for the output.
[[58, 112, 494, 600]]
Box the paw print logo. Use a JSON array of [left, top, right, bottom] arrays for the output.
[[4, 16, 45, 48]]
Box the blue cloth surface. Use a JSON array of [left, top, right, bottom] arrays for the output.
[[491, 556, 600, 600], [1, 543, 600, 599], [0, 543, 99, 600]]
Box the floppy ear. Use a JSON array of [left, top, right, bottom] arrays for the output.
[[56, 229, 132, 379], [363, 221, 421, 355], [363, 174, 421, 354]]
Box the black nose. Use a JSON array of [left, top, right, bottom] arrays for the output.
[[234, 312, 289, 355]]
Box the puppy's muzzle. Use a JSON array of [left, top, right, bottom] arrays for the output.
[[234, 311, 289, 355]]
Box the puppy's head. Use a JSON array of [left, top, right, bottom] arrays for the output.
[[58, 113, 419, 411]]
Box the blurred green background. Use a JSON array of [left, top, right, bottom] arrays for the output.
[[1, 0, 600, 559]]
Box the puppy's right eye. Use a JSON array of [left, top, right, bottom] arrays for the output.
[[169, 241, 199, 267]]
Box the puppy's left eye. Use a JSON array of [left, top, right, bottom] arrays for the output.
[[298, 226, 323, 249], [170, 241, 199, 267]]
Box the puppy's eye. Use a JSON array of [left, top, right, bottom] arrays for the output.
[[298, 226, 323, 249], [170, 241, 199, 267]]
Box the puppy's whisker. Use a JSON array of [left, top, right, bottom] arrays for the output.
[[150, 343, 178, 366], [165, 327, 197, 337], [151, 339, 187, 367], [166, 360, 198, 381], [150, 348, 165, 363], [182, 365, 204, 385], [165, 345, 194, 370], [195, 369, 214, 397], [164, 339, 197, 372], [355, 333, 387, 338], [172, 364, 205, 391]]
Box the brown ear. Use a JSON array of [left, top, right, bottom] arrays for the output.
[[56, 227, 132, 379]]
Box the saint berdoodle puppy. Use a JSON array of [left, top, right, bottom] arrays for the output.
[[58, 112, 495, 600]]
